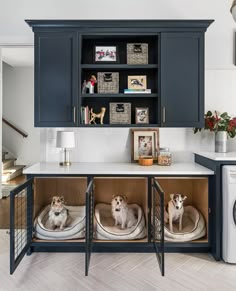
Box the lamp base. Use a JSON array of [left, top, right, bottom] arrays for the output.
[[59, 161, 72, 166]]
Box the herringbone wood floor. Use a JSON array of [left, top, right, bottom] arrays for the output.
[[1, 231, 236, 291]]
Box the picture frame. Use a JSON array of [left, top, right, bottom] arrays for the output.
[[94, 45, 118, 63], [131, 128, 159, 162], [128, 75, 147, 90], [135, 107, 149, 124]]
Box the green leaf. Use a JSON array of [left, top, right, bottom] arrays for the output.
[[220, 112, 229, 119]]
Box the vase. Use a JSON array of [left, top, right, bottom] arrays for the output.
[[215, 131, 228, 153]]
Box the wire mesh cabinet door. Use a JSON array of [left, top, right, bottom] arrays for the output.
[[151, 179, 165, 276], [85, 177, 94, 276], [10, 178, 34, 274]]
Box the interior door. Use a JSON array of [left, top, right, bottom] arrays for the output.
[[151, 179, 165, 276], [10, 178, 34, 274], [85, 177, 94, 276]]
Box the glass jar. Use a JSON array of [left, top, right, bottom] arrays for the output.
[[158, 147, 172, 166]]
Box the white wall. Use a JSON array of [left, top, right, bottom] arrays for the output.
[[2, 62, 40, 165], [0, 50, 2, 198], [0, 0, 236, 165]]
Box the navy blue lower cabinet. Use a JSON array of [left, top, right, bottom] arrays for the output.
[[10, 174, 213, 276]]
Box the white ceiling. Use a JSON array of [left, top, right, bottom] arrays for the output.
[[2, 47, 34, 67]]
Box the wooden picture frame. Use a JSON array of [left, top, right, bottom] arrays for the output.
[[135, 107, 149, 124], [94, 45, 118, 63], [131, 128, 159, 162], [128, 75, 147, 90]]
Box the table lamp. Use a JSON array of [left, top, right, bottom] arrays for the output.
[[56, 131, 75, 166]]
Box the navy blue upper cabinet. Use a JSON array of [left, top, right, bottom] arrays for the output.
[[160, 33, 204, 127], [26, 20, 213, 128], [34, 31, 78, 127]]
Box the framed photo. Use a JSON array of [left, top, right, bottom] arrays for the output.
[[128, 75, 147, 90], [94, 46, 118, 63], [131, 128, 159, 162], [135, 107, 149, 124]]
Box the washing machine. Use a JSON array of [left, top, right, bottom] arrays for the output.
[[222, 165, 236, 263]]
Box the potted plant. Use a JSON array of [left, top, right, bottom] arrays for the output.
[[194, 111, 236, 152]]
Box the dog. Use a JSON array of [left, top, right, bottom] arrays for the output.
[[111, 195, 137, 229], [48, 196, 70, 230], [164, 194, 187, 232], [89, 107, 106, 124], [138, 136, 152, 156]]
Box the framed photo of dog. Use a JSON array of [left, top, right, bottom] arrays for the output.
[[131, 128, 159, 162], [135, 107, 149, 124]]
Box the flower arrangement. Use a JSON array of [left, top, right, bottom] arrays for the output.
[[194, 111, 236, 138]]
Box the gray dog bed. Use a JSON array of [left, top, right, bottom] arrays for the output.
[[34, 205, 86, 240], [155, 205, 206, 242], [94, 203, 146, 240]]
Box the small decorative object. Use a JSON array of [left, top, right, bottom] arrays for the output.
[[135, 107, 149, 124], [97, 72, 119, 94], [128, 75, 147, 90], [94, 46, 118, 63], [56, 131, 75, 166], [158, 147, 172, 166], [139, 156, 153, 166], [131, 128, 159, 162], [110, 103, 131, 124], [89, 107, 106, 124], [127, 43, 148, 64], [194, 111, 236, 153], [82, 75, 97, 94]]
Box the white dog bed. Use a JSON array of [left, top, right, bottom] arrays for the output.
[[94, 203, 146, 240], [155, 205, 206, 242], [34, 205, 86, 240]]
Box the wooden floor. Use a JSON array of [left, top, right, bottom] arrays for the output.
[[1, 231, 236, 291]]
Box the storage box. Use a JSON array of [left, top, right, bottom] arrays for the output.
[[127, 43, 148, 64], [97, 72, 119, 93], [109, 103, 131, 124]]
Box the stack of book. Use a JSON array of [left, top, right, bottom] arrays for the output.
[[124, 89, 151, 94], [81, 106, 90, 124]]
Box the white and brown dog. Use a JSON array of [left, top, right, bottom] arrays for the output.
[[48, 196, 70, 230], [164, 194, 187, 233], [111, 195, 137, 229]]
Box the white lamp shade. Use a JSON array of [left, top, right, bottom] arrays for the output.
[[56, 131, 75, 148]]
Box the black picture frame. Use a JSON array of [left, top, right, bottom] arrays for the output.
[[94, 45, 118, 63]]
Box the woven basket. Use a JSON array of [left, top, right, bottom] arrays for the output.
[[97, 72, 119, 93], [127, 43, 148, 65], [109, 103, 131, 124]]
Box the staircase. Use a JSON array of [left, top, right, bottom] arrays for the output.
[[2, 151, 25, 183]]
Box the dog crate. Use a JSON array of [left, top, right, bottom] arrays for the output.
[[93, 177, 148, 242], [154, 177, 209, 243]]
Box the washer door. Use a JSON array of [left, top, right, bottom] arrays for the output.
[[233, 200, 236, 226]]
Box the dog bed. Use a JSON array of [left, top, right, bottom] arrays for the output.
[[34, 205, 86, 240], [94, 203, 146, 240], [155, 205, 206, 242]]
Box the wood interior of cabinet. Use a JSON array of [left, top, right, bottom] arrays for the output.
[[156, 177, 208, 242], [93, 238, 148, 243], [93, 177, 148, 231], [34, 177, 87, 219], [32, 238, 85, 243]]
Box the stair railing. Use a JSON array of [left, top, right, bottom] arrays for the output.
[[2, 118, 28, 138]]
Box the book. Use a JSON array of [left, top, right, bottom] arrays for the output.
[[124, 89, 151, 94]]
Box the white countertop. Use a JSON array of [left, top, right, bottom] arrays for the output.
[[23, 162, 214, 176], [195, 151, 236, 161]]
